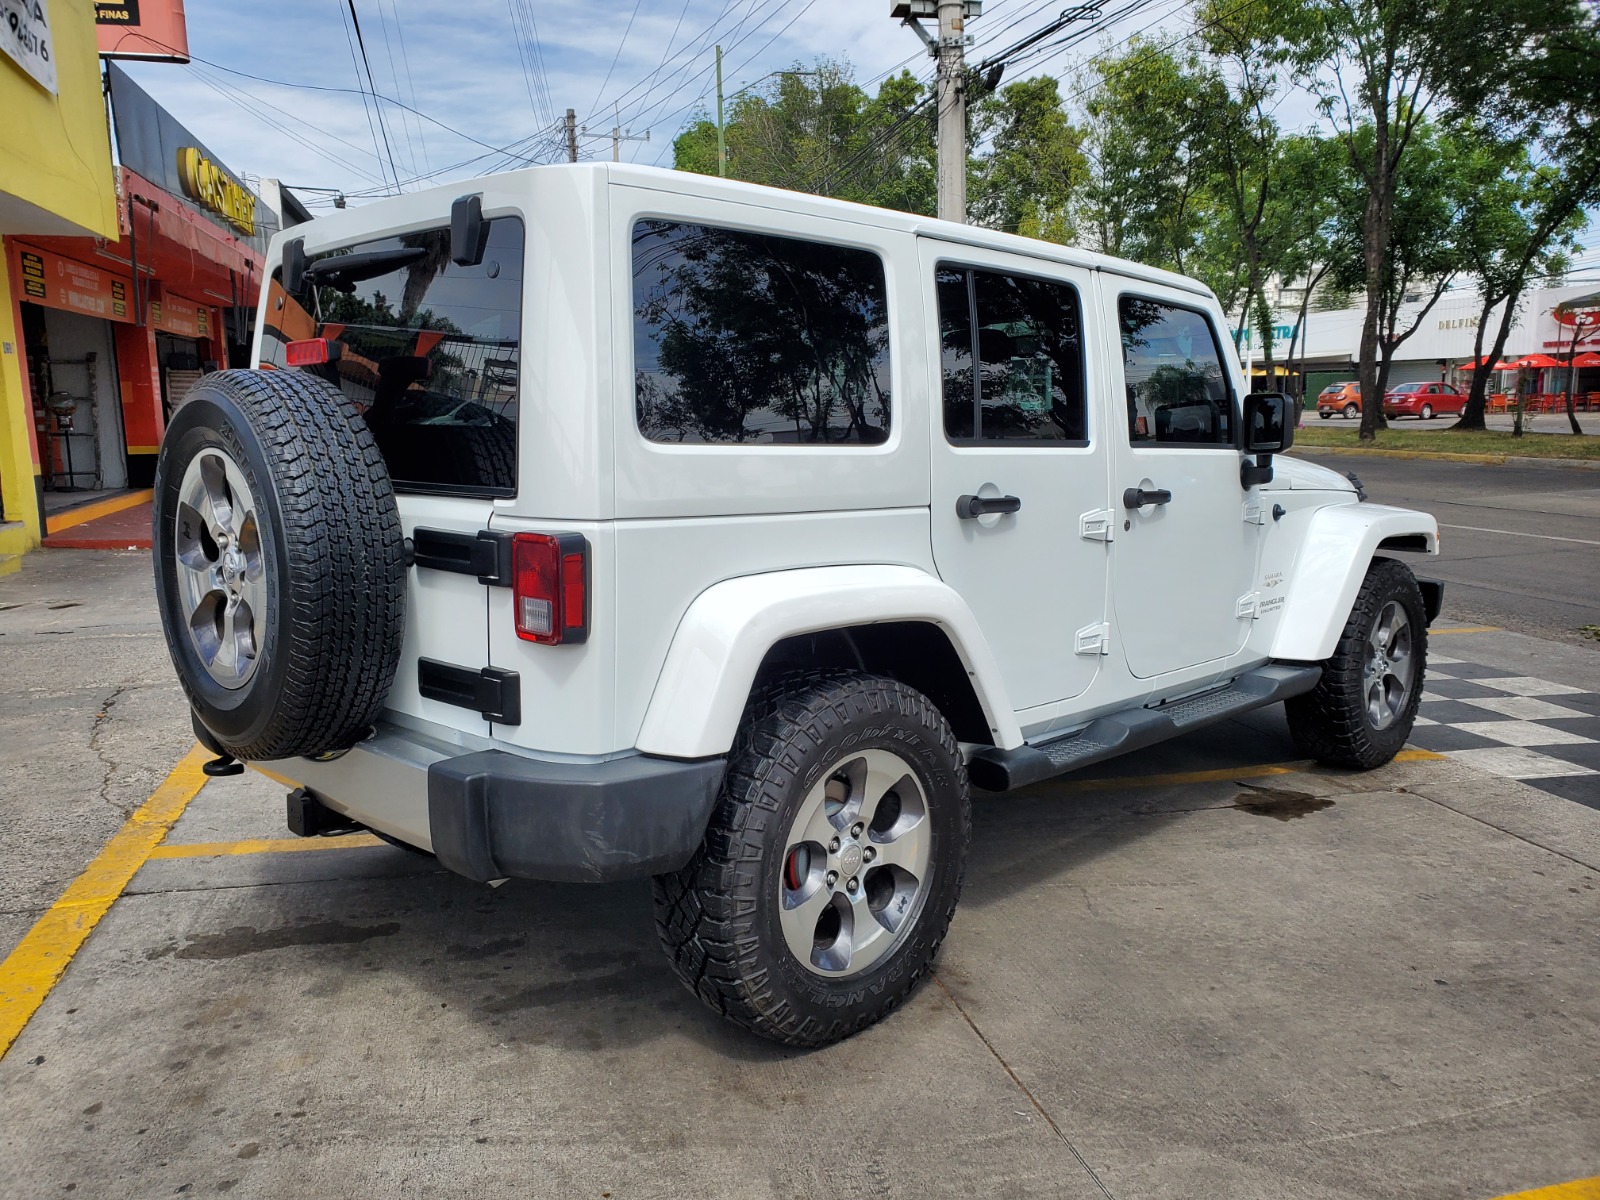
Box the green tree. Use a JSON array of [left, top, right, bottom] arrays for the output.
[[969, 75, 1088, 242]]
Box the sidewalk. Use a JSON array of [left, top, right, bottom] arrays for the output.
[[40, 490, 153, 550]]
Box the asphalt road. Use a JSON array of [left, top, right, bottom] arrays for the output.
[[1299, 453, 1600, 642]]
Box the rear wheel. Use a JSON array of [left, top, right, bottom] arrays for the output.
[[1420, 403, 1434, 420], [1285, 558, 1427, 769], [653, 673, 970, 1047]]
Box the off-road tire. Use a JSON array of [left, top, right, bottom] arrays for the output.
[[1285, 557, 1428, 769], [653, 672, 970, 1047], [153, 369, 406, 760]]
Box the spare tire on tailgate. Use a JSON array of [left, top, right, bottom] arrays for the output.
[[152, 369, 407, 761]]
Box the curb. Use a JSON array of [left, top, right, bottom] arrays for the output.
[[1297, 445, 1600, 470]]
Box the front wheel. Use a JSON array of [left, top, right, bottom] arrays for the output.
[[1285, 558, 1428, 769], [1319, 411, 1333, 420], [1344, 403, 1359, 418], [653, 673, 970, 1047]]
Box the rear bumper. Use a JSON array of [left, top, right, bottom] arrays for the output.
[[428, 750, 725, 883], [260, 721, 725, 884]]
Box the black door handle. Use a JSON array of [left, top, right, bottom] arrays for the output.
[[956, 494, 1022, 520], [1123, 486, 1173, 509]]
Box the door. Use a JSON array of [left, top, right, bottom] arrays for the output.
[[257, 215, 527, 737], [922, 243, 1110, 713], [1106, 289, 1259, 680]]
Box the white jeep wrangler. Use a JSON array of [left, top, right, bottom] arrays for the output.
[[152, 165, 1441, 1047]]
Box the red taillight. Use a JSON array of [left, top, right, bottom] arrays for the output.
[[285, 337, 342, 366], [512, 532, 589, 645]]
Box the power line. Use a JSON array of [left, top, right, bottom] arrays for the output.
[[589, 0, 647, 121], [337, 0, 393, 192], [345, 0, 401, 190]]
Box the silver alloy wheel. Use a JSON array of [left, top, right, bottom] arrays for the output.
[[173, 448, 267, 689], [778, 748, 933, 978], [1364, 599, 1415, 730]]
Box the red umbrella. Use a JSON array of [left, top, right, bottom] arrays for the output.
[[1510, 353, 1560, 369], [1568, 351, 1600, 368]]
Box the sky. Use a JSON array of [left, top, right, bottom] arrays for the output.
[[117, 0, 1198, 209], [117, 0, 1597, 274]]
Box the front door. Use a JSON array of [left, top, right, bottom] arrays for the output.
[[921, 242, 1110, 714], [1105, 289, 1259, 680]]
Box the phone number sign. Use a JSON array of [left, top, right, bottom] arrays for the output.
[[2, 0, 56, 94]]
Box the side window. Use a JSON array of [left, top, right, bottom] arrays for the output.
[[261, 217, 524, 495], [1119, 298, 1235, 447], [632, 220, 890, 445], [937, 265, 1088, 444]]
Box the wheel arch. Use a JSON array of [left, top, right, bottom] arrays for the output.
[[1269, 503, 1440, 663], [633, 565, 1022, 759]]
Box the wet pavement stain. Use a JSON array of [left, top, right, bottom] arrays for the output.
[[145, 921, 402, 961], [1230, 783, 1334, 821]]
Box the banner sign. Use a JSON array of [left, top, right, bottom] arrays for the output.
[[11, 243, 134, 324], [96, 0, 188, 63], [106, 62, 276, 253], [1, 0, 57, 93], [149, 293, 208, 339]]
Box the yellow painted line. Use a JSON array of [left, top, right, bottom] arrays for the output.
[[1431, 625, 1503, 635], [1489, 1176, 1600, 1200], [0, 555, 19, 578], [45, 488, 153, 533], [149, 833, 384, 859], [0, 745, 209, 1059], [1396, 748, 1449, 761], [125, 445, 161, 456]]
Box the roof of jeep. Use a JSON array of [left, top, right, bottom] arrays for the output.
[[274, 162, 1213, 301]]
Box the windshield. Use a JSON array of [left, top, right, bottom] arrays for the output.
[[260, 217, 524, 496]]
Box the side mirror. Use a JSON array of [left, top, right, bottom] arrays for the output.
[[450, 194, 489, 267], [1241, 392, 1295, 488], [1244, 392, 1295, 454]]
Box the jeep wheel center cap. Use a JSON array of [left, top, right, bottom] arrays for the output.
[[839, 842, 863, 877]]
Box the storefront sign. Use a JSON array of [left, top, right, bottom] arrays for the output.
[[1, 0, 57, 93], [96, 0, 188, 62], [150, 292, 208, 339], [106, 63, 275, 253], [176, 146, 257, 236], [10, 243, 133, 324]]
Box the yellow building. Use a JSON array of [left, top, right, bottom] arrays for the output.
[[0, 0, 119, 566]]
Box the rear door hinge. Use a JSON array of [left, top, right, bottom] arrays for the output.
[[1236, 592, 1260, 620], [1075, 621, 1111, 655], [411, 527, 514, 586], [1079, 508, 1115, 542]]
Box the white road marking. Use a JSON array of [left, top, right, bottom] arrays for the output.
[[1443, 746, 1596, 779], [1439, 523, 1600, 547]]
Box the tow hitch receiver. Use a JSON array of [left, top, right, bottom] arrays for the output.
[[286, 787, 363, 838]]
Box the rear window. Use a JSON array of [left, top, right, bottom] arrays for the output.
[[1392, 382, 1425, 393], [260, 217, 524, 496]]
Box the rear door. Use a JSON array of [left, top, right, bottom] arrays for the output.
[[920, 240, 1110, 714], [258, 216, 526, 737]]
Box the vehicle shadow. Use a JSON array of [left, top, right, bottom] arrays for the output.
[[211, 711, 1321, 1057]]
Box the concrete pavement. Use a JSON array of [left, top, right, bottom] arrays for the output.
[[2, 540, 1598, 1199]]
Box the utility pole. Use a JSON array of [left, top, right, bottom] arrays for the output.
[[716, 45, 727, 177], [894, 2, 982, 223], [580, 103, 649, 164], [566, 109, 578, 163]]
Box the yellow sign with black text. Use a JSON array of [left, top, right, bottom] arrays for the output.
[[175, 146, 256, 236]]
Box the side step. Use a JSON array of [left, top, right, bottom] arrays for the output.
[[967, 664, 1322, 792]]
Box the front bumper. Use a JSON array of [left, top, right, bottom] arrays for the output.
[[261, 721, 725, 884]]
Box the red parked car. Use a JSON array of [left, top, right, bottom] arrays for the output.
[[1384, 381, 1467, 420]]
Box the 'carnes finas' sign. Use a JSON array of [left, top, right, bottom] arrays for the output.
[[1, 0, 56, 94], [177, 147, 257, 236]]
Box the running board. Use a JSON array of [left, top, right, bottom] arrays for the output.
[[967, 664, 1322, 793]]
